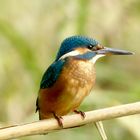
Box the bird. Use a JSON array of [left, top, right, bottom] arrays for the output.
[[36, 35, 133, 127]]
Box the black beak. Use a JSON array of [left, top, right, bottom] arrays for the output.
[[96, 47, 134, 55]]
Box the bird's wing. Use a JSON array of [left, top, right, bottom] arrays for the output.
[[36, 59, 66, 113], [40, 59, 66, 89]]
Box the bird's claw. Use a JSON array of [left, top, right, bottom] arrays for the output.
[[74, 110, 86, 119], [53, 113, 63, 128]]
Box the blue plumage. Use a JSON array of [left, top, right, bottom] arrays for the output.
[[75, 51, 96, 60], [40, 59, 66, 88], [40, 36, 99, 88], [55, 36, 99, 61]]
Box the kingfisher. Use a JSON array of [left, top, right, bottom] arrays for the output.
[[36, 36, 133, 127]]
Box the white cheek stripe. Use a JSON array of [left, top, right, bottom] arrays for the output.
[[59, 50, 105, 64], [59, 50, 80, 60], [90, 54, 105, 64]]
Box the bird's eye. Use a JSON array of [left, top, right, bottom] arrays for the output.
[[87, 45, 94, 49]]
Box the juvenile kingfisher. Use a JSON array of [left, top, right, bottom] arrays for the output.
[[36, 36, 133, 126]]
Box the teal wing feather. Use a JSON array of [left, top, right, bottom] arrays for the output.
[[40, 59, 66, 89], [36, 59, 66, 113]]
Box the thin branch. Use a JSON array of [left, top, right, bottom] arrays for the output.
[[0, 102, 140, 140], [95, 121, 107, 140]]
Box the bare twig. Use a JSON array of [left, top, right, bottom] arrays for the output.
[[0, 102, 140, 140], [95, 121, 107, 140]]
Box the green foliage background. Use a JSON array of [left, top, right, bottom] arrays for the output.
[[0, 0, 140, 140]]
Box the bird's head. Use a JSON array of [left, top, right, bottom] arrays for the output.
[[55, 36, 133, 63]]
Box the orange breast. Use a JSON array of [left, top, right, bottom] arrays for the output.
[[38, 58, 96, 119]]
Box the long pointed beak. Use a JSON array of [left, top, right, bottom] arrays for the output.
[[96, 47, 134, 55]]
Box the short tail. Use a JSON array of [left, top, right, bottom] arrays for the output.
[[35, 97, 40, 113]]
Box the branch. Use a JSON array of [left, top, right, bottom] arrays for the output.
[[0, 102, 140, 140]]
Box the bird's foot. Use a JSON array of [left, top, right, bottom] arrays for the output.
[[74, 110, 86, 119], [53, 113, 63, 128]]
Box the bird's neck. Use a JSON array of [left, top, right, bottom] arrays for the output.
[[63, 58, 96, 85]]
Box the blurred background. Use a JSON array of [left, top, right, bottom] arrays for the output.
[[0, 0, 140, 140]]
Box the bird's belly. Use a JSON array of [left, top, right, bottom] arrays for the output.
[[56, 79, 92, 114], [62, 78, 94, 110], [39, 80, 94, 117], [39, 60, 96, 118]]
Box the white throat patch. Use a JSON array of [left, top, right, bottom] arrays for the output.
[[90, 54, 105, 64]]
